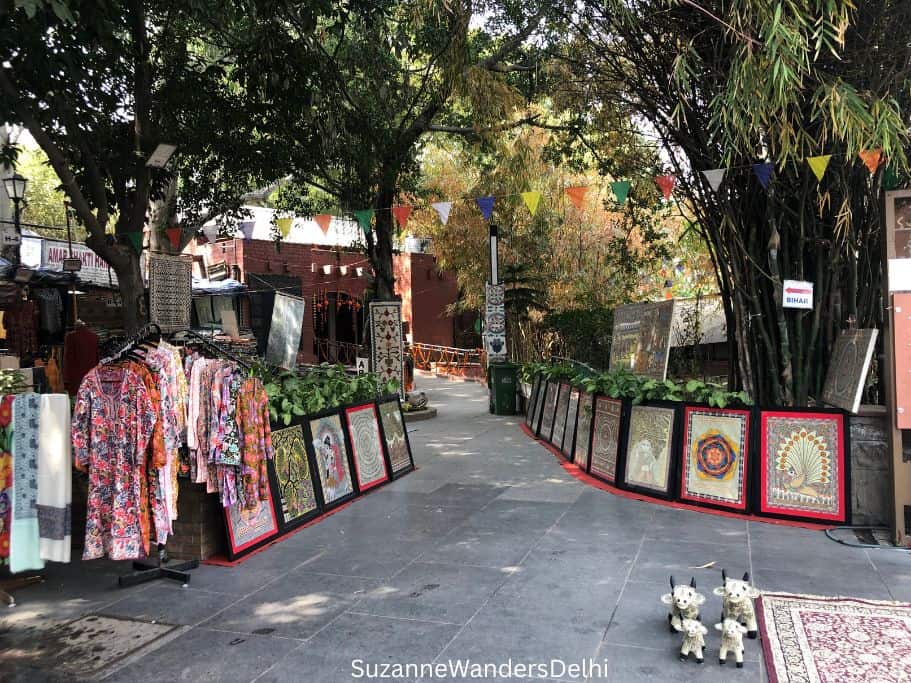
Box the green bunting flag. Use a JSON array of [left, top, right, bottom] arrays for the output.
[[354, 209, 374, 235], [126, 231, 143, 254], [610, 180, 631, 205]]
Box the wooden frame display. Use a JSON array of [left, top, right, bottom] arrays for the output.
[[344, 402, 391, 492], [376, 394, 415, 478], [758, 408, 850, 524], [620, 402, 680, 499], [538, 380, 559, 439], [306, 408, 358, 509], [224, 476, 280, 560], [679, 406, 751, 512], [550, 382, 571, 448], [267, 423, 321, 532], [573, 392, 595, 472], [561, 387, 581, 458], [588, 396, 625, 484]]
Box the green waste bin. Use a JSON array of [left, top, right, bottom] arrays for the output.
[[488, 362, 518, 415]]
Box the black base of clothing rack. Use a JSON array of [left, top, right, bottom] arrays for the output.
[[1, 575, 45, 607], [118, 558, 199, 588]]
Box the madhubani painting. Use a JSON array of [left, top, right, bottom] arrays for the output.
[[589, 396, 622, 483], [622, 405, 676, 496], [345, 403, 389, 491], [538, 381, 559, 439], [608, 300, 675, 381], [561, 388, 581, 458], [378, 398, 413, 475], [572, 392, 595, 472], [551, 383, 571, 448], [821, 329, 878, 414], [760, 411, 847, 522], [679, 407, 750, 511], [269, 425, 318, 528], [309, 413, 355, 506]]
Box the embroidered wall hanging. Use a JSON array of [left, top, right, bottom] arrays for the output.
[[308, 412, 355, 507], [539, 381, 559, 439], [561, 388, 581, 458], [573, 392, 595, 472], [608, 300, 675, 380], [148, 253, 192, 333], [224, 478, 279, 560], [377, 397, 413, 476], [550, 382, 571, 448]]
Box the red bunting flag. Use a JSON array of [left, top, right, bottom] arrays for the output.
[[165, 227, 182, 250], [564, 186, 588, 210], [392, 205, 412, 229], [314, 214, 332, 234], [656, 174, 676, 200], [859, 149, 884, 175]]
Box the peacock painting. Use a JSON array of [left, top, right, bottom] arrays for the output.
[[775, 429, 831, 499]]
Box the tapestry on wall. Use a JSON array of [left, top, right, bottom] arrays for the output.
[[821, 329, 878, 414], [538, 381, 559, 439], [573, 392, 595, 472], [265, 293, 306, 370], [608, 300, 675, 380], [345, 403, 390, 492], [561, 388, 581, 458], [224, 478, 279, 560], [550, 383, 571, 448], [377, 397, 414, 476], [369, 301, 404, 396], [589, 396, 623, 483], [148, 253, 192, 333], [622, 404, 677, 498], [759, 410, 848, 523], [679, 406, 750, 512], [308, 412, 356, 507], [268, 424, 319, 529]]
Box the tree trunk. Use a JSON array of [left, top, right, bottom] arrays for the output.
[[371, 185, 397, 301]]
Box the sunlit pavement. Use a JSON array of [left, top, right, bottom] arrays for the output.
[[2, 372, 908, 682]]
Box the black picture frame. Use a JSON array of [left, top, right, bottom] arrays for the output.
[[561, 386, 582, 459], [572, 391, 596, 473], [344, 399, 392, 492], [304, 406, 360, 510], [531, 374, 547, 435], [537, 379, 559, 439], [266, 420, 324, 534], [223, 472, 282, 561], [617, 400, 682, 501], [525, 374, 542, 429], [587, 395, 629, 485], [550, 381, 572, 448], [376, 393, 415, 479]]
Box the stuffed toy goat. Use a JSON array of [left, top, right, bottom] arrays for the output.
[[714, 569, 760, 638], [678, 618, 708, 663], [716, 618, 748, 667], [661, 576, 706, 632]]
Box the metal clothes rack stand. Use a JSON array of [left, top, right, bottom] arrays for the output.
[[175, 329, 252, 370], [1, 575, 44, 607]]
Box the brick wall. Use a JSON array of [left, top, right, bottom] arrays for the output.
[[167, 480, 226, 560]]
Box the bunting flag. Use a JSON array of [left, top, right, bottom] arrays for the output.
[[610, 181, 631, 205], [859, 149, 883, 175], [165, 227, 182, 250], [521, 191, 542, 215], [806, 155, 832, 183], [701, 169, 726, 193], [126, 231, 143, 254], [656, 174, 676, 200], [565, 186, 588, 210], [475, 196, 495, 221], [431, 201, 452, 225], [202, 225, 219, 243], [392, 205, 412, 229], [276, 217, 293, 238], [752, 163, 774, 189], [353, 209, 374, 235], [314, 214, 332, 235], [884, 164, 901, 191], [239, 221, 255, 241]]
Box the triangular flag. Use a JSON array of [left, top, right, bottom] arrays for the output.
[[521, 191, 542, 215], [431, 201, 452, 225], [806, 155, 832, 183], [752, 163, 774, 189], [203, 225, 219, 243], [392, 205, 412, 229], [239, 221, 255, 240], [475, 196, 495, 221], [314, 214, 332, 234], [565, 186, 588, 210], [610, 181, 631, 205], [353, 209, 374, 235], [276, 217, 292, 238], [655, 174, 676, 200], [126, 231, 143, 254], [701, 169, 726, 193], [165, 227, 182, 250], [859, 149, 883, 175]]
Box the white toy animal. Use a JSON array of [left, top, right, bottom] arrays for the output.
[[678, 618, 708, 663], [714, 569, 761, 638], [716, 618, 748, 668], [661, 576, 706, 632]]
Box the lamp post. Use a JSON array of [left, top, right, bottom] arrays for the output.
[[2, 172, 27, 265]]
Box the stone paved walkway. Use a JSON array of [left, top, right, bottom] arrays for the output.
[[3, 373, 911, 682]]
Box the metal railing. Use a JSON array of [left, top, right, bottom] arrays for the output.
[[411, 342, 486, 372], [314, 338, 363, 366]]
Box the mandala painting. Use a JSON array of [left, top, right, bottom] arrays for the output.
[[760, 410, 847, 522], [309, 413, 355, 506], [269, 425, 318, 528], [561, 388, 581, 458], [572, 392, 594, 472], [550, 383, 571, 448], [679, 407, 750, 511], [538, 381, 559, 439], [345, 403, 390, 492], [622, 405, 676, 496], [378, 398, 413, 476], [589, 396, 622, 483], [370, 301, 404, 397]]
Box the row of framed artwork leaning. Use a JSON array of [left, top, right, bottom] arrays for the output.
[[223, 394, 415, 560], [526, 374, 851, 525]]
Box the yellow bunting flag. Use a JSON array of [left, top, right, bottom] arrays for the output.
[[565, 186, 588, 210], [276, 217, 292, 238], [314, 214, 332, 235], [859, 149, 884, 175], [521, 191, 542, 216], [806, 155, 832, 183]]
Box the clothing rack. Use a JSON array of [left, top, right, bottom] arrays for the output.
[[175, 329, 252, 370], [99, 322, 162, 365]]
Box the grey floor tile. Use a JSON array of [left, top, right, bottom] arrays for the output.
[[293, 536, 432, 579], [98, 582, 233, 626], [601, 644, 762, 682], [429, 527, 543, 568], [459, 500, 569, 534], [190, 563, 286, 595], [631, 540, 749, 585], [752, 566, 890, 600]]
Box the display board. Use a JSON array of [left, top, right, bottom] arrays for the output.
[[550, 382, 571, 448], [307, 411, 356, 508], [377, 396, 414, 477], [224, 478, 280, 560], [265, 293, 306, 369], [573, 392, 595, 472], [589, 396, 623, 483], [268, 424, 320, 531], [561, 388, 581, 458], [345, 403, 390, 492], [821, 329, 878, 414], [608, 300, 675, 380]]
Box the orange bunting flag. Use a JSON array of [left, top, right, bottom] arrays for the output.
[[392, 205, 412, 229], [165, 227, 182, 250], [656, 174, 676, 200], [564, 186, 588, 210], [859, 149, 884, 175], [314, 214, 332, 234]]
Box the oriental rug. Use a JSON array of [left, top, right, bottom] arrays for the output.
[[758, 592, 911, 683], [148, 253, 192, 333]]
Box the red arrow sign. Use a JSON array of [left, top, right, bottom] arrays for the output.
[[785, 287, 812, 294]]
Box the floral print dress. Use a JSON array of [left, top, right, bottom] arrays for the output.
[[0, 395, 14, 564], [72, 365, 156, 560]]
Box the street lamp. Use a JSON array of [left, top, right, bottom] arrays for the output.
[[2, 172, 27, 263]]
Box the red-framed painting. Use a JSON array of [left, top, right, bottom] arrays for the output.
[[758, 409, 849, 523], [344, 402, 390, 492], [588, 396, 624, 484], [224, 476, 280, 560], [679, 406, 751, 512]]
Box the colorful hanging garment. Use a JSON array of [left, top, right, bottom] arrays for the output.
[[0, 395, 14, 565], [236, 378, 274, 510], [37, 394, 72, 563], [10, 393, 43, 573]]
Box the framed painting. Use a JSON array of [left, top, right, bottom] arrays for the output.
[[621, 403, 679, 499], [306, 409, 357, 509], [758, 409, 849, 523], [821, 329, 878, 414], [267, 423, 321, 531], [376, 395, 414, 478], [345, 402, 391, 492], [589, 396, 624, 484], [538, 380, 559, 439], [679, 406, 751, 512], [532, 376, 548, 434], [550, 382, 571, 448], [573, 392, 595, 472], [224, 476, 280, 560], [525, 374, 542, 428], [561, 387, 581, 458]]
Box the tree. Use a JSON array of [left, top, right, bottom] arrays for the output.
[[555, 0, 911, 404]]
